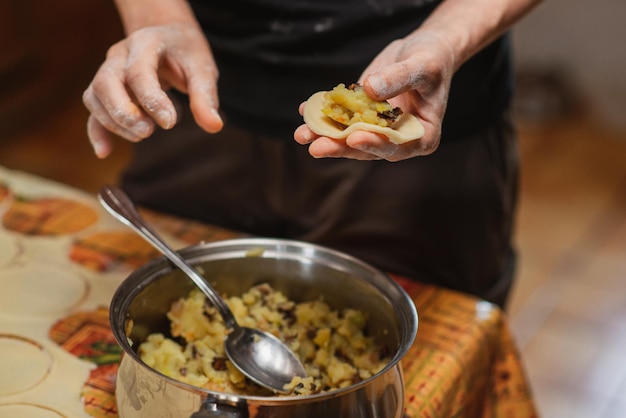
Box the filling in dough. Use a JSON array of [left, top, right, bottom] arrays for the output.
[[303, 86, 425, 145], [321, 83, 403, 128]]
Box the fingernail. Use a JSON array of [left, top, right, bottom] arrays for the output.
[[91, 139, 107, 158], [157, 110, 175, 129], [211, 108, 223, 124], [134, 120, 151, 136], [367, 74, 390, 97]]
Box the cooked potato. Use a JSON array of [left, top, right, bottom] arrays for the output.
[[303, 85, 425, 144], [321, 83, 403, 128], [139, 283, 389, 396]]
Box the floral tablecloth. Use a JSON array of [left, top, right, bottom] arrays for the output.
[[0, 165, 537, 418]]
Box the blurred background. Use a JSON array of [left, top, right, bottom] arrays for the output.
[[1, 1, 625, 416]]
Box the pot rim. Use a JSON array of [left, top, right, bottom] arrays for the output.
[[110, 237, 418, 402]]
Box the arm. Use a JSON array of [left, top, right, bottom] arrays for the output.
[[83, 0, 222, 158], [113, 0, 198, 33], [415, 0, 542, 72], [295, 0, 542, 162]]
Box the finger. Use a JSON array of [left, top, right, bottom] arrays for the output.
[[345, 131, 400, 159], [87, 115, 116, 159], [364, 63, 418, 101], [83, 85, 153, 142], [88, 55, 157, 138], [363, 57, 435, 101], [293, 124, 317, 145], [346, 130, 440, 161], [307, 137, 381, 161], [124, 38, 178, 130], [186, 63, 223, 133]]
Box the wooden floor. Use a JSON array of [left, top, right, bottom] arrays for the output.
[[509, 115, 626, 417], [1, 91, 626, 417]]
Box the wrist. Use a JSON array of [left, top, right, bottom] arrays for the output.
[[114, 0, 200, 34]]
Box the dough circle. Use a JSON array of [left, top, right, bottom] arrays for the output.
[[303, 91, 425, 145], [0, 335, 52, 396]]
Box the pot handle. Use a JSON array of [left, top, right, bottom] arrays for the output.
[[189, 398, 249, 418]]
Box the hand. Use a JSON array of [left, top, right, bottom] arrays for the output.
[[294, 33, 455, 162], [82, 23, 223, 158]]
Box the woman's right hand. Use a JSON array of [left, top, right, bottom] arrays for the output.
[[82, 23, 223, 158]]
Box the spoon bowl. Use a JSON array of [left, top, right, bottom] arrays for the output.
[[98, 185, 306, 393]]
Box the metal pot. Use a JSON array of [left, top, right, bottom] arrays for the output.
[[110, 238, 418, 418]]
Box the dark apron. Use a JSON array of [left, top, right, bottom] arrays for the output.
[[121, 92, 519, 308]]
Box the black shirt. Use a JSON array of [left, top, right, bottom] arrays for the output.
[[188, 0, 513, 140]]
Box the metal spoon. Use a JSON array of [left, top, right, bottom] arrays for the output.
[[98, 185, 306, 393]]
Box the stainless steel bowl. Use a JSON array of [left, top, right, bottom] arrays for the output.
[[110, 238, 418, 418]]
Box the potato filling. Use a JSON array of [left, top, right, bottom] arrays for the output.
[[139, 283, 390, 396], [321, 83, 403, 128]]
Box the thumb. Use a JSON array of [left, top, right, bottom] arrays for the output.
[[363, 58, 434, 101], [187, 73, 223, 134]]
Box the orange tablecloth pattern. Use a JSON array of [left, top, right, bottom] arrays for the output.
[[0, 166, 538, 418]]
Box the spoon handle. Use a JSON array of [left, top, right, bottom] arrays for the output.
[[98, 185, 238, 328]]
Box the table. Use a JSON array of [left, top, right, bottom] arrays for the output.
[[0, 165, 538, 418]]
